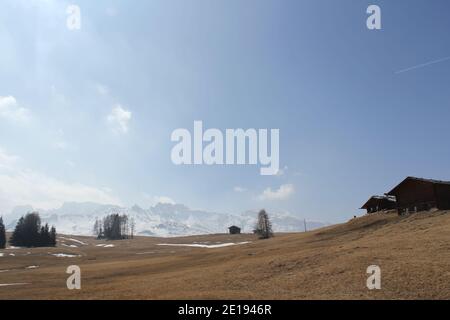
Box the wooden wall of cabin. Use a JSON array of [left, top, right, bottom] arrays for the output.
[[435, 184, 450, 210], [395, 180, 436, 211]]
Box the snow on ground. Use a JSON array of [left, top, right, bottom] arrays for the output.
[[6, 246, 20, 250], [26, 266, 39, 269], [52, 253, 80, 258], [96, 244, 115, 248], [9, 253, 15, 256], [0, 253, 4, 257], [62, 244, 78, 248], [0, 283, 31, 287], [0, 270, 10, 273], [59, 237, 87, 245], [157, 242, 251, 249]]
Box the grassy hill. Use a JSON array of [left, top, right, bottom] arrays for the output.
[[1, 210, 450, 299]]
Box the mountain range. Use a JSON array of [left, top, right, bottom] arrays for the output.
[[4, 202, 328, 237]]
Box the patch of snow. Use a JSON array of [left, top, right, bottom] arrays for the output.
[[96, 244, 115, 248], [26, 266, 39, 269], [6, 246, 20, 250], [52, 253, 80, 258], [136, 251, 155, 255], [7, 202, 328, 237], [157, 241, 251, 249], [0, 270, 10, 273], [0, 253, 4, 257], [62, 244, 78, 248], [59, 237, 87, 245], [9, 253, 15, 256], [0, 283, 31, 287]]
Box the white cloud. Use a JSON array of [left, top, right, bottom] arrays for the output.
[[0, 148, 121, 213], [52, 129, 69, 150], [107, 104, 131, 134], [258, 184, 295, 201], [96, 84, 109, 96], [50, 85, 67, 106], [0, 149, 20, 170], [53, 141, 68, 150], [153, 196, 176, 205], [234, 186, 247, 193], [275, 166, 288, 177], [65, 160, 76, 168], [0, 96, 31, 124], [141, 193, 176, 206]]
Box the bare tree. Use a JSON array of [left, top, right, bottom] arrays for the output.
[[93, 218, 99, 237], [130, 217, 135, 239], [255, 209, 273, 239], [93, 218, 104, 239], [120, 214, 128, 239], [94, 214, 134, 240]]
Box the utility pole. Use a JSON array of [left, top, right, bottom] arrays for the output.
[[304, 219, 307, 232]]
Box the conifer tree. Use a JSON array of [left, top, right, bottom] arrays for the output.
[[0, 217, 6, 249], [9, 213, 56, 247], [49, 226, 57, 246]]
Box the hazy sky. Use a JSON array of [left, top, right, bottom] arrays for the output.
[[1, 0, 450, 223]]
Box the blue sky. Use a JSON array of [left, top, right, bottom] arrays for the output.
[[1, 0, 450, 223]]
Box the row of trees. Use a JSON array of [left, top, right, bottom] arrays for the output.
[[93, 213, 135, 240], [0, 213, 56, 248], [0, 209, 273, 248]]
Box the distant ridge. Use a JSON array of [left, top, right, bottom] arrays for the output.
[[5, 202, 329, 237]]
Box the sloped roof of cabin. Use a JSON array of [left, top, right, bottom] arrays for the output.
[[386, 176, 450, 196], [360, 195, 396, 209]]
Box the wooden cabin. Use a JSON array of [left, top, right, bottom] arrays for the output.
[[228, 226, 241, 235], [361, 195, 396, 214], [386, 177, 450, 214]]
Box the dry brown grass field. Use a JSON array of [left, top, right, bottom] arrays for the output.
[[1, 210, 450, 300]]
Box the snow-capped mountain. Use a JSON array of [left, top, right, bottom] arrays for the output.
[[5, 202, 328, 237]]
